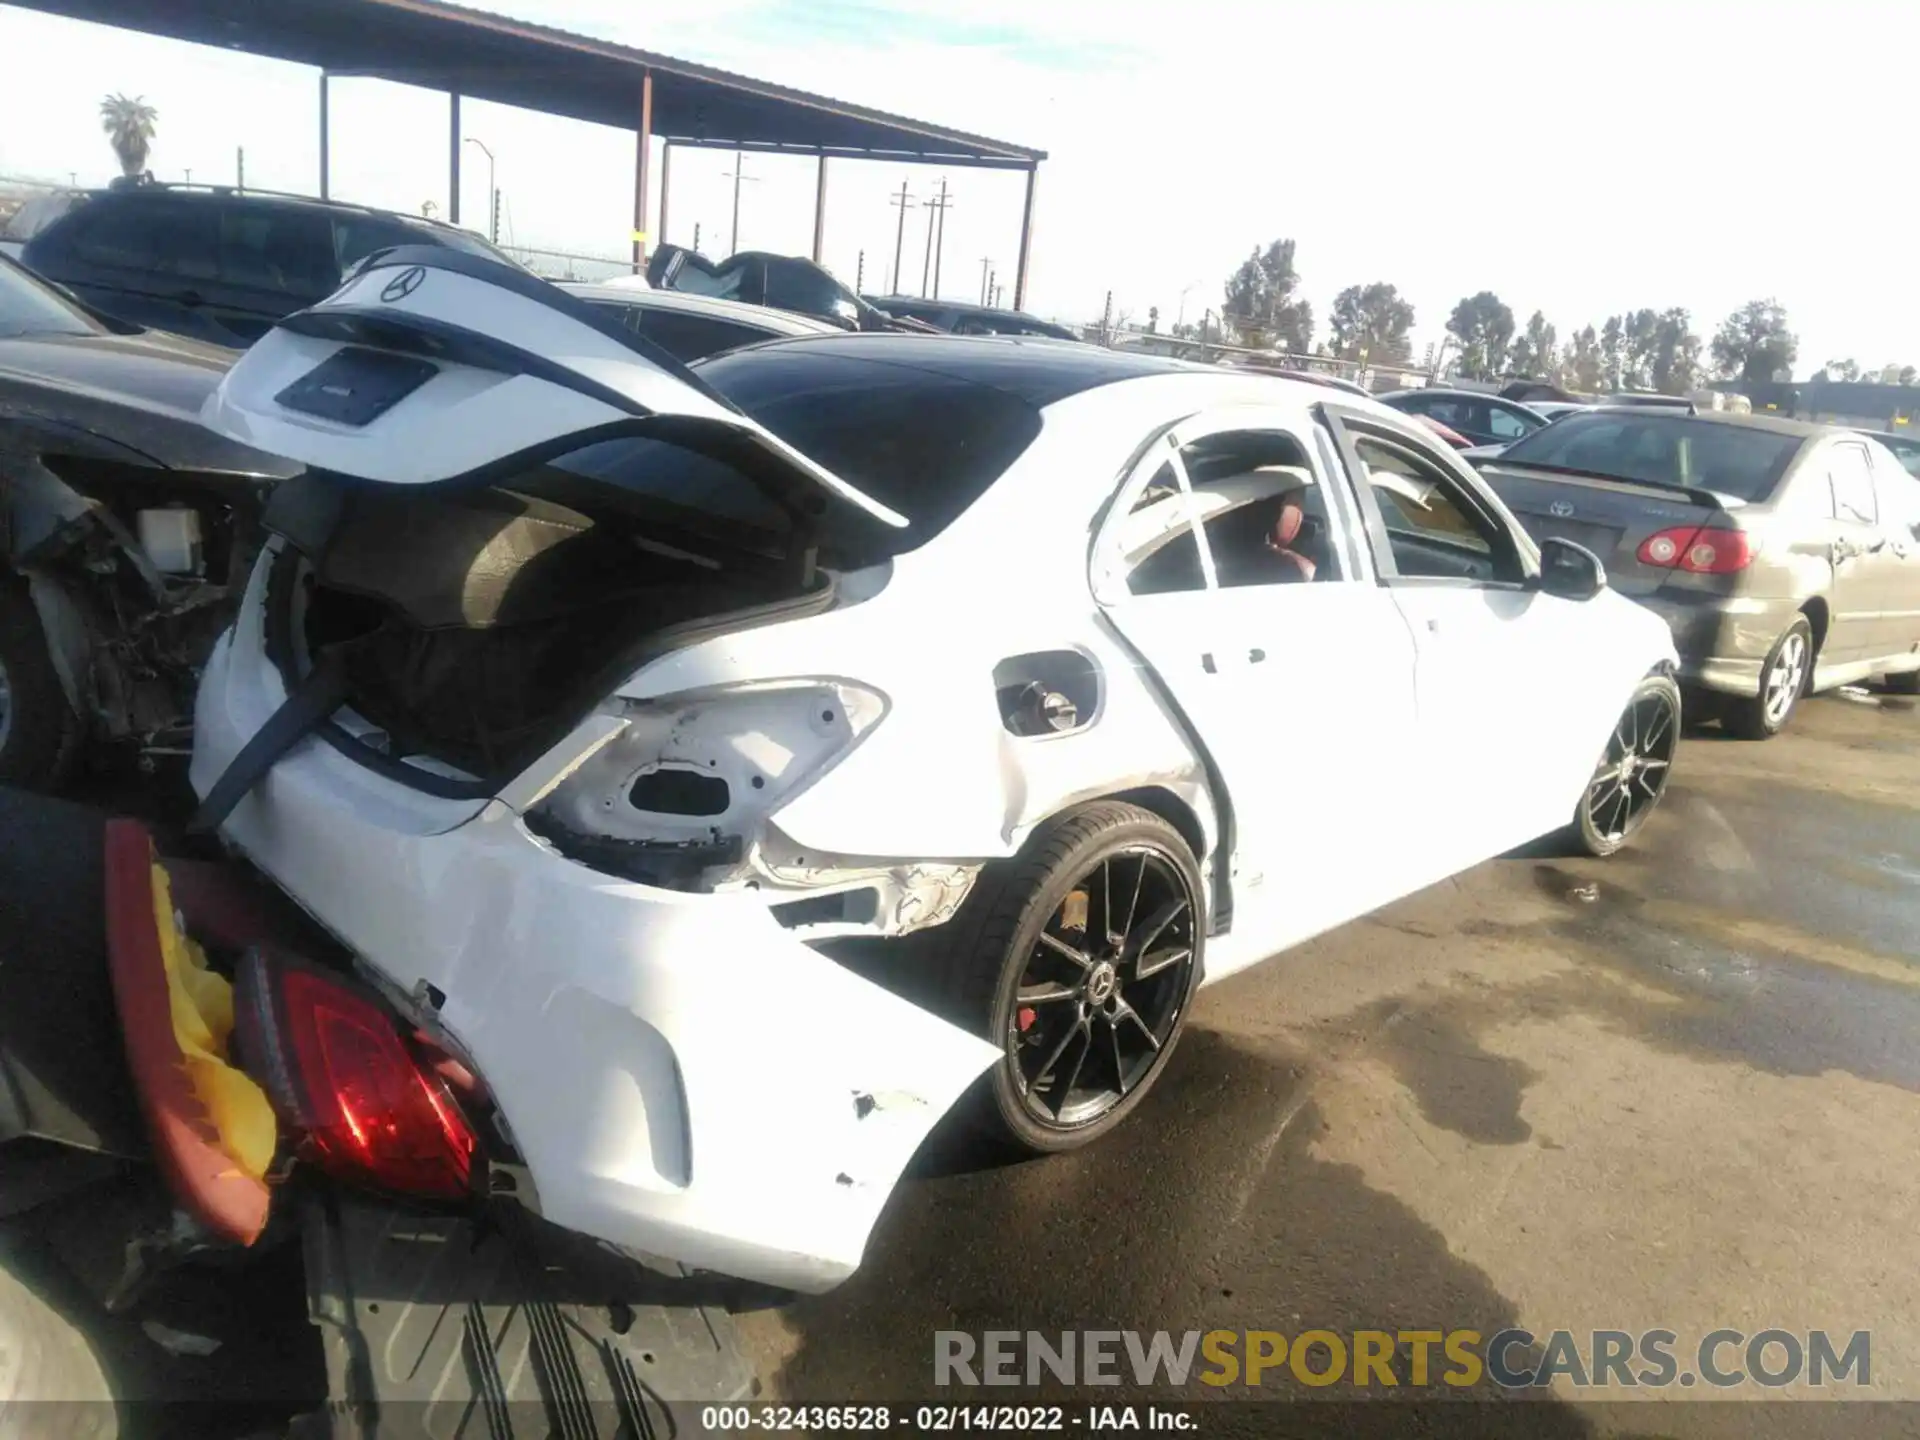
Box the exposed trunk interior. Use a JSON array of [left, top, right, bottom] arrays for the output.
[[266, 472, 829, 788]]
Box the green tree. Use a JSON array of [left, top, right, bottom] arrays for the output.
[[1651, 309, 1702, 395], [1902, 366, 1918, 386], [1446, 291, 1515, 380], [1710, 298, 1797, 383], [1823, 358, 1861, 382], [1328, 281, 1416, 365], [1222, 239, 1314, 353], [1566, 325, 1605, 392], [1506, 310, 1558, 380], [1622, 309, 1662, 390], [99, 93, 158, 178]]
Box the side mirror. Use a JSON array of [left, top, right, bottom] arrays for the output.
[[1536, 535, 1606, 600]]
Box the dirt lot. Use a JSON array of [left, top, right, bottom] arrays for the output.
[[739, 688, 1920, 1434]]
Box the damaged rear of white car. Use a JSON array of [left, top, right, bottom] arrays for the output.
[[187, 248, 1232, 1292], [190, 248, 1677, 1293]]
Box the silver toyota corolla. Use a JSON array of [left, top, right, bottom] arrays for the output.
[[1478, 410, 1920, 736]]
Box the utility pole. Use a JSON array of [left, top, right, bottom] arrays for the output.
[[722, 151, 758, 256], [1101, 290, 1113, 347], [920, 193, 936, 297], [692, 222, 701, 255], [931, 177, 951, 298], [235, 147, 245, 192], [979, 256, 992, 306], [856, 250, 865, 293], [920, 182, 951, 298], [887, 180, 915, 294]]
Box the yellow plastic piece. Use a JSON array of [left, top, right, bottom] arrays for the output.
[[150, 864, 278, 1181]]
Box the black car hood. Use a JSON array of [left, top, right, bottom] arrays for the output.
[[0, 329, 299, 478]]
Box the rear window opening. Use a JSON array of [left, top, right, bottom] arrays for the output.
[[265, 446, 841, 792]]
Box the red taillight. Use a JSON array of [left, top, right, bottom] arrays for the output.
[[238, 953, 479, 1201], [1636, 526, 1753, 573]]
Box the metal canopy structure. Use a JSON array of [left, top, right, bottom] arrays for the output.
[[9, 0, 1048, 304]]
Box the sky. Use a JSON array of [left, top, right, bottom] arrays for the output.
[[0, 0, 1914, 378]]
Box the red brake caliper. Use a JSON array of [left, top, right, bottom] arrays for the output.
[[1017, 1007, 1037, 1033]]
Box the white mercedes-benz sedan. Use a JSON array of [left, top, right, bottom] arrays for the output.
[[187, 248, 1679, 1292]]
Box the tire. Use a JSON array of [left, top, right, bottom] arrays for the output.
[[1725, 615, 1813, 740], [1883, 668, 1920, 697], [0, 1251, 118, 1438], [934, 802, 1204, 1155], [1572, 673, 1681, 858], [0, 584, 82, 791]]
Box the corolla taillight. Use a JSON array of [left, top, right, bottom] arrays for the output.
[[1637, 526, 1753, 574]]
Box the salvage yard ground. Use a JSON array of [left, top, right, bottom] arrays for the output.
[[741, 688, 1920, 1434]]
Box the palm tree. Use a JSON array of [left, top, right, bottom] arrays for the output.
[[99, 94, 158, 179]]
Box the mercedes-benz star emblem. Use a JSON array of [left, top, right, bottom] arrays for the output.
[[380, 265, 427, 303], [1549, 500, 1576, 518]]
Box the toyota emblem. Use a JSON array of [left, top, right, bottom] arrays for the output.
[[1549, 500, 1575, 518], [380, 265, 427, 303]]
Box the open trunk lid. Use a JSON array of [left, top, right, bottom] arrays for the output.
[[1478, 460, 1742, 597], [190, 248, 904, 831], [198, 245, 905, 529]]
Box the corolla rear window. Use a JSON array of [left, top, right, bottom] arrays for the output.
[[1498, 413, 1802, 501]]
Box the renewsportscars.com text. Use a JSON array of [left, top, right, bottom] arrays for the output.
[[934, 1328, 1872, 1390]]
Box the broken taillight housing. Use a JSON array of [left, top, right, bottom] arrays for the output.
[[236, 950, 480, 1201]]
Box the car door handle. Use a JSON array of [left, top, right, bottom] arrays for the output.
[[1247, 647, 1266, 664], [1201, 652, 1218, 675]]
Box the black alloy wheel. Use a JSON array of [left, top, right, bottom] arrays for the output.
[[1575, 673, 1681, 857], [936, 802, 1204, 1155], [1003, 843, 1198, 1136]]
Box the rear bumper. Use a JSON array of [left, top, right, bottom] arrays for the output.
[[190, 612, 998, 1293], [1632, 591, 1801, 698]]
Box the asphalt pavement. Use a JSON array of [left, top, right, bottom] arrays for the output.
[[739, 686, 1920, 1435]]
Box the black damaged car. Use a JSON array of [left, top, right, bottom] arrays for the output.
[[0, 251, 297, 787]]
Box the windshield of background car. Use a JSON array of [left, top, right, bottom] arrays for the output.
[[1495, 413, 1802, 501], [0, 255, 101, 337], [553, 348, 1043, 565]]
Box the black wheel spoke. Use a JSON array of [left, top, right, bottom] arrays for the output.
[[1108, 1022, 1130, 1097], [1052, 1026, 1091, 1117], [1036, 931, 1092, 970], [1588, 763, 1623, 796], [1117, 1002, 1162, 1052], [1133, 897, 1191, 957], [1133, 944, 1192, 982], [1119, 854, 1147, 942], [1032, 1017, 1084, 1097], [1017, 980, 1078, 1006]]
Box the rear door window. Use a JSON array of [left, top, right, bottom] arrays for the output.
[[1826, 442, 1878, 526]]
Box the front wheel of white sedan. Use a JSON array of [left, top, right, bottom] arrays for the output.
[[1573, 673, 1681, 858], [940, 802, 1204, 1155]]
